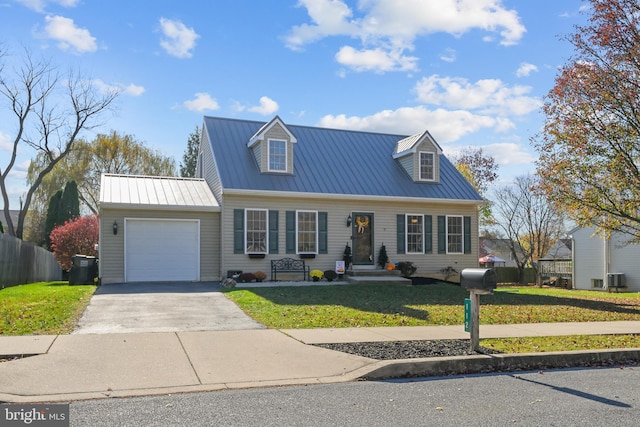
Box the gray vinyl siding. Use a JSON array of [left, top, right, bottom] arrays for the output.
[[200, 126, 223, 201], [413, 139, 440, 182], [398, 155, 413, 178], [219, 193, 478, 282], [99, 207, 220, 284]]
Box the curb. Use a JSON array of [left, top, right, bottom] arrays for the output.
[[358, 348, 640, 380]]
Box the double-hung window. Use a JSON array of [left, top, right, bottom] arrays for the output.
[[406, 214, 423, 253], [447, 215, 463, 254], [246, 209, 268, 253], [297, 210, 317, 254], [419, 152, 434, 181], [268, 139, 287, 172]]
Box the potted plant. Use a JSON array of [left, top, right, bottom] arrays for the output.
[[310, 269, 324, 282], [254, 271, 267, 282], [323, 270, 338, 282]]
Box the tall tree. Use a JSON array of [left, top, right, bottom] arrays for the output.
[[492, 174, 566, 284], [534, 0, 640, 243], [59, 180, 80, 223], [453, 147, 499, 228], [44, 190, 63, 249], [0, 47, 119, 238], [180, 125, 200, 177], [27, 131, 176, 216]]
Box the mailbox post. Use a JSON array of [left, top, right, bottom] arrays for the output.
[[460, 268, 497, 352]]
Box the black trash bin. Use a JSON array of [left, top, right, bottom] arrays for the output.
[[69, 255, 97, 285]]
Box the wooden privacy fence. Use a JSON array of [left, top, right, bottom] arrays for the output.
[[494, 266, 536, 284], [0, 233, 62, 289]]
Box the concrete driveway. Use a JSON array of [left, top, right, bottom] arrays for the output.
[[73, 282, 265, 334]]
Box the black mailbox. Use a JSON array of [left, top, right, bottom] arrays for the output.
[[460, 268, 497, 291]]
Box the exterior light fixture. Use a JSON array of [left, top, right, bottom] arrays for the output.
[[113, 220, 118, 235], [346, 215, 352, 227]]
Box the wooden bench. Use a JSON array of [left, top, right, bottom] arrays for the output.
[[271, 258, 308, 281]]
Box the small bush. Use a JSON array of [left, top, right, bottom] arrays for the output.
[[323, 270, 338, 281], [238, 272, 256, 283], [310, 269, 324, 281], [254, 271, 267, 281], [440, 266, 458, 281], [397, 261, 417, 278]]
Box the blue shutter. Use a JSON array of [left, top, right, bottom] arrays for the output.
[[438, 215, 446, 254], [424, 215, 432, 254], [396, 214, 405, 254], [286, 211, 295, 254], [319, 212, 328, 254], [234, 209, 244, 254], [464, 216, 472, 254], [269, 210, 279, 254]]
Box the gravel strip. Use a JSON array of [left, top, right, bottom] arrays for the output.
[[314, 339, 500, 360]]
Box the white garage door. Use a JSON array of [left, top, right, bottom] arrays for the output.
[[125, 219, 200, 282]]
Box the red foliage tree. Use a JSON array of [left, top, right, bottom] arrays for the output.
[[50, 215, 99, 271]]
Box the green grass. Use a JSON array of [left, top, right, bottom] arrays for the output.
[[0, 282, 96, 335], [481, 334, 640, 353], [224, 283, 640, 329]]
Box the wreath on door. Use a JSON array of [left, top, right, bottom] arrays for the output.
[[355, 216, 369, 233]]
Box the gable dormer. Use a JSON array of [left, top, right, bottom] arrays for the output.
[[392, 130, 442, 183], [247, 116, 297, 174]]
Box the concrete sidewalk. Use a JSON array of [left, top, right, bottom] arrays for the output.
[[2, 321, 640, 403]]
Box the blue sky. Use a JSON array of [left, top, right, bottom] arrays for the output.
[[1, 0, 589, 210]]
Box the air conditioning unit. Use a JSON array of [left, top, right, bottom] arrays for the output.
[[607, 273, 625, 288]]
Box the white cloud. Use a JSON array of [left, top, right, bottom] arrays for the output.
[[318, 106, 507, 143], [183, 93, 219, 112], [335, 46, 417, 72], [93, 79, 144, 96], [414, 75, 541, 116], [439, 48, 456, 63], [159, 18, 199, 58], [0, 131, 12, 152], [516, 62, 538, 77], [285, 0, 525, 73], [16, 0, 79, 13], [44, 15, 97, 54], [482, 142, 535, 166], [247, 96, 279, 116]]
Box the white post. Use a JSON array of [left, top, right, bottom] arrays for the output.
[[469, 289, 491, 352]]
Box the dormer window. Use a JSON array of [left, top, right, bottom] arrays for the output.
[[419, 151, 435, 181], [268, 139, 287, 172]]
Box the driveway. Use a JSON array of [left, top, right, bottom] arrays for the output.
[[73, 282, 265, 334]]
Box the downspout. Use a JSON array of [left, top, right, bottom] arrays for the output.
[[604, 234, 610, 290], [570, 234, 575, 289]]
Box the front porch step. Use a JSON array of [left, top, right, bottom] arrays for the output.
[[345, 269, 411, 285]]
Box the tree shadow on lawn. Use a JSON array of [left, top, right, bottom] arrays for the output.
[[236, 283, 640, 322]]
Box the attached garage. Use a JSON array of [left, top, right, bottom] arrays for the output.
[[125, 219, 200, 282], [99, 174, 221, 285]]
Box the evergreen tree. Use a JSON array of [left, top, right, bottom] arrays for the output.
[[59, 180, 80, 224], [180, 125, 200, 177], [45, 190, 63, 248], [0, 220, 4, 234]]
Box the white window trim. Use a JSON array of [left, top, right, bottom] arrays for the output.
[[197, 152, 204, 178], [245, 208, 268, 254], [418, 151, 435, 181], [268, 138, 287, 172], [296, 209, 318, 254], [446, 215, 464, 255], [405, 213, 424, 254]]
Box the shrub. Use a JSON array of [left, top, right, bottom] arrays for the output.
[[221, 278, 236, 289], [397, 261, 417, 278], [323, 270, 338, 282], [440, 266, 458, 281], [377, 244, 389, 268], [50, 214, 99, 271], [310, 269, 324, 281], [254, 271, 267, 281], [238, 272, 256, 283]]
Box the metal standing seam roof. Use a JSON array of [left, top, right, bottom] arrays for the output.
[[203, 116, 483, 202], [99, 174, 220, 210]]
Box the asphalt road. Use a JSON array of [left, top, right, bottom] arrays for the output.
[[68, 366, 640, 426]]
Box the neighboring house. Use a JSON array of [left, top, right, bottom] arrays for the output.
[[479, 238, 523, 268], [1, 210, 20, 234], [98, 116, 483, 284], [571, 226, 640, 292], [538, 238, 572, 281]]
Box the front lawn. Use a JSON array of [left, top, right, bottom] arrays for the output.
[[224, 283, 640, 329], [0, 282, 96, 335]]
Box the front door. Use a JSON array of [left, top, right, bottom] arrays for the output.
[[352, 212, 374, 265]]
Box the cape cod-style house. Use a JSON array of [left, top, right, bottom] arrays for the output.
[[98, 116, 483, 284]]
